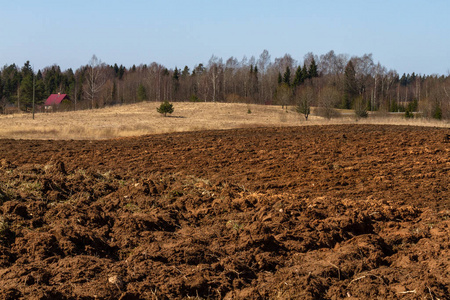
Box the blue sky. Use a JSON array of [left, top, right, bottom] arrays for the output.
[[1, 0, 449, 75]]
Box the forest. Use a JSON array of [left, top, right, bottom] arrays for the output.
[[1, 50, 449, 120]]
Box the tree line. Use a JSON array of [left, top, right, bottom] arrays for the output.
[[1, 50, 449, 119]]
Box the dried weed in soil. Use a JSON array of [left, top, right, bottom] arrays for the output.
[[0, 125, 449, 299]]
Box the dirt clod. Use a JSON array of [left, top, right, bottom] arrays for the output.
[[0, 125, 449, 299]]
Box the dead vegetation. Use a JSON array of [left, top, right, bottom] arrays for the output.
[[0, 102, 448, 140]]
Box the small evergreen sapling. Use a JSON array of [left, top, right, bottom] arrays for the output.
[[137, 84, 147, 101], [405, 109, 414, 119], [354, 97, 368, 119], [157, 101, 174, 117]]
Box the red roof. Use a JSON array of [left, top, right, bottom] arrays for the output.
[[45, 94, 69, 106]]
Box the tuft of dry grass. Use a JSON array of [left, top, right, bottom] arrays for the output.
[[0, 102, 448, 140]]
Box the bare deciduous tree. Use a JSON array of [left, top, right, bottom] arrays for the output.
[[317, 86, 341, 119], [295, 85, 314, 120], [8, 49, 448, 118], [257, 49, 272, 104], [257, 49, 271, 75], [85, 55, 106, 109], [275, 84, 292, 109], [274, 54, 296, 75], [303, 52, 319, 73], [208, 55, 223, 102]]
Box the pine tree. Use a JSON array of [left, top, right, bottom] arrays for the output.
[[172, 67, 180, 96], [44, 65, 63, 95], [111, 81, 117, 103], [17, 61, 36, 109], [21, 61, 33, 78], [293, 66, 303, 86], [343, 60, 358, 109], [173, 67, 180, 81], [137, 83, 147, 101], [308, 58, 318, 78], [433, 105, 442, 120], [400, 73, 408, 86], [113, 64, 119, 77], [283, 66, 291, 86], [118, 65, 125, 80], [19, 74, 34, 110], [277, 72, 283, 85], [35, 77, 45, 104], [182, 66, 190, 77], [302, 63, 309, 81], [157, 100, 174, 117], [64, 68, 76, 99], [1, 64, 18, 103], [249, 65, 258, 99]]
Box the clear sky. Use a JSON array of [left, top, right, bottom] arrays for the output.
[[1, 0, 449, 75]]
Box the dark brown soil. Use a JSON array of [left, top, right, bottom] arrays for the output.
[[0, 125, 449, 299]]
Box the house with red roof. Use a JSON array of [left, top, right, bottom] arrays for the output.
[[44, 93, 70, 111]]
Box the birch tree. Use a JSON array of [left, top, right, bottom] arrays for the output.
[[208, 55, 223, 102], [85, 55, 106, 109]]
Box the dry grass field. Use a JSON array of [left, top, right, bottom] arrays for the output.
[[0, 102, 448, 140]]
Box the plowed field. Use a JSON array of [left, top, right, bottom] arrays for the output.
[[0, 125, 449, 299]]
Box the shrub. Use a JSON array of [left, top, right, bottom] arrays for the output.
[[296, 101, 311, 120], [317, 86, 340, 119], [408, 99, 418, 112], [189, 95, 201, 102], [405, 110, 414, 119], [295, 85, 314, 121], [433, 105, 442, 120], [137, 84, 148, 101], [354, 97, 368, 119], [315, 107, 341, 119]]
